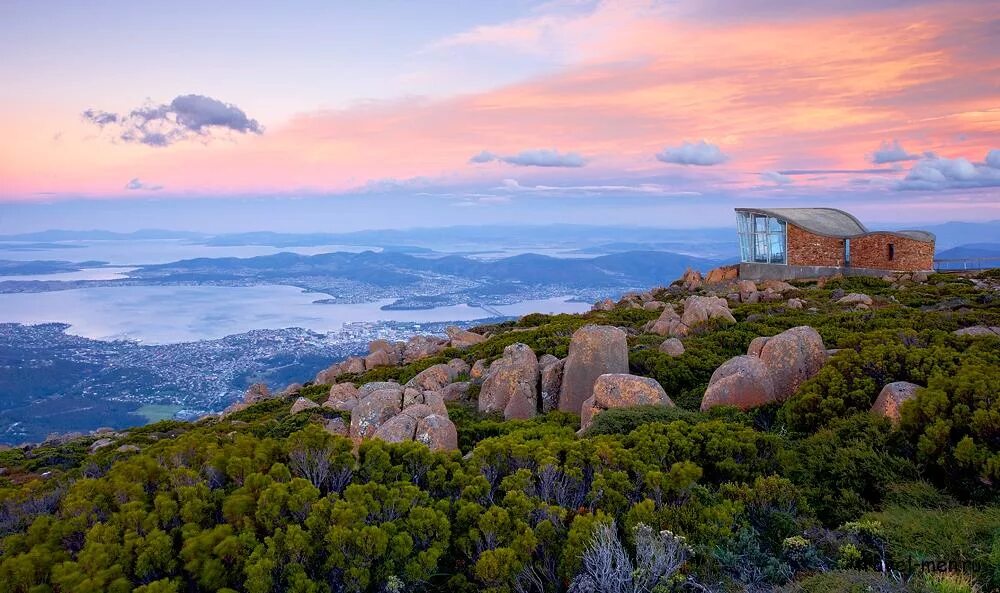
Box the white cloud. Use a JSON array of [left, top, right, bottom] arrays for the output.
[[470, 148, 586, 167], [760, 171, 793, 185], [124, 178, 163, 191], [896, 149, 1000, 190], [656, 140, 729, 166], [870, 139, 919, 164]]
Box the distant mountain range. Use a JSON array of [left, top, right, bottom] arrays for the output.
[[935, 243, 1000, 259]]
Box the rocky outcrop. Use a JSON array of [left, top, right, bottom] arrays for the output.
[[871, 381, 921, 422], [580, 374, 673, 431], [705, 265, 739, 284], [470, 359, 488, 381], [659, 338, 685, 357], [681, 295, 736, 329], [647, 305, 686, 337], [324, 383, 360, 412], [643, 300, 666, 311], [324, 417, 349, 437], [738, 280, 758, 303], [290, 397, 319, 414], [448, 358, 471, 376], [447, 326, 486, 348], [479, 343, 539, 419], [787, 298, 804, 309], [953, 325, 1000, 337], [559, 325, 629, 414], [415, 414, 459, 451], [701, 326, 827, 411], [244, 383, 271, 404], [348, 381, 458, 451], [439, 381, 471, 402], [539, 355, 564, 413], [351, 387, 403, 439], [404, 335, 449, 363], [680, 268, 703, 290]]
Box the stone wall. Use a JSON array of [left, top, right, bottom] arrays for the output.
[[786, 224, 846, 267], [850, 232, 934, 271], [785, 224, 934, 272]]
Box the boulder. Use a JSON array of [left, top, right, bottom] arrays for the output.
[[116, 444, 141, 453], [281, 383, 303, 396], [342, 356, 366, 374], [738, 280, 758, 302], [912, 271, 929, 283], [365, 349, 397, 369], [787, 298, 804, 309], [953, 326, 1000, 337], [290, 397, 319, 414], [680, 268, 703, 290], [659, 338, 685, 357], [447, 326, 486, 348], [871, 381, 921, 423], [643, 300, 667, 311], [324, 383, 360, 412], [470, 359, 488, 381], [324, 417, 349, 437], [592, 298, 615, 312], [244, 383, 271, 404], [479, 343, 539, 419], [680, 295, 736, 329], [647, 305, 687, 337], [837, 293, 873, 307], [760, 280, 797, 294], [539, 357, 565, 413], [315, 363, 342, 385], [402, 387, 424, 408], [401, 403, 435, 420], [700, 355, 776, 411], [357, 381, 401, 398], [705, 264, 739, 284], [423, 392, 449, 416], [747, 336, 770, 357], [372, 413, 418, 443], [559, 325, 629, 414], [403, 335, 448, 363], [90, 438, 115, 452], [439, 381, 471, 402], [582, 374, 673, 431], [447, 358, 471, 376], [406, 364, 458, 392], [350, 388, 402, 440], [761, 288, 784, 303], [415, 414, 459, 451], [757, 326, 827, 401]]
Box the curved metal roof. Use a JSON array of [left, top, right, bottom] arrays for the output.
[[735, 207, 935, 243]]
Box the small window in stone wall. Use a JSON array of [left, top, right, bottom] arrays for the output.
[[888, 243, 895, 261]]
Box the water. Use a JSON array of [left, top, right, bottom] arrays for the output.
[[0, 285, 589, 344], [0, 266, 138, 281]]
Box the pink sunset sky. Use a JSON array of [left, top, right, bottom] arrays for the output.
[[0, 0, 998, 229]]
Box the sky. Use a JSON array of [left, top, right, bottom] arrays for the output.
[[0, 0, 998, 232]]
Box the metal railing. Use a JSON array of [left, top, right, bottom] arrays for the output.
[[934, 257, 1000, 272]]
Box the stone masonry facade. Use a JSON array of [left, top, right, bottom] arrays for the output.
[[786, 224, 933, 272]]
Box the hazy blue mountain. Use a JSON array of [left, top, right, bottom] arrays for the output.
[[913, 220, 1000, 250], [0, 259, 107, 274], [936, 243, 1000, 258], [0, 229, 206, 241]]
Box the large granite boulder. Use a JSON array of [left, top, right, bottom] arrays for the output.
[[342, 356, 366, 375], [757, 326, 827, 400], [324, 383, 360, 412], [415, 414, 459, 451], [705, 265, 739, 284], [581, 374, 673, 431], [372, 413, 418, 444], [680, 268, 703, 290], [738, 280, 758, 303], [659, 338, 685, 357], [439, 381, 471, 402], [479, 343, 539, 419], [406, 364, 458, 392], [539, 356, 565, 413], [837, 293, 873, 307], [680, 295, 736, 329], [592, 298, 615, 312], [447, 326, 486, 348], [470, 359, 488, 382], [559, 325, 629, 414], [403, 335, 449, 363], [871, 381, 921, 422], [358, 381, 401, 398], [244, 383, 272, 404], [290, 397, 319, 414], [647, 305, 687, 337], [350, 387, 402, 440], [700, 355, 776, 411], [954, 326, 1000, 337]]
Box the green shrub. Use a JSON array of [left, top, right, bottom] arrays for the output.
[[585, 405, 696, 436]]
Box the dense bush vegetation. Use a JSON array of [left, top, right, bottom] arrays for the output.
[[0, 272, 997, 592]]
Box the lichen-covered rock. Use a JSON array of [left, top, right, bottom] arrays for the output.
[[559, 325, 629, 413], [642, 300, 666, 311], [447, 358, 471, 376], [953, 325, 1000, 337], [403, 335, 449, 363], [324, 417, 349, 437], [581, 374, 673, 431], [470, 359, 488, 382], [358, 381, 401, 398], [364, 349, 396, 369], [244, 383, 271, 404], [680, 295, 736, 329], [350, 388, 402, 440], [342, 356, 366, 375], [757, 326, 827, 401], [447, 326, 486, 348], [871, 381, 921, 422], [406, 364, 458, 392], [415, 414, 458, 451], [372, 413, 417, 443], [290, 397, 319, 414], [837, 293, 873, 307], [439, 381, 471, 402], [787, 298, 804, 309], [738, 280, 758, 302], [647, 305, 687, 337], [423, 391, 449, 416], [402, 387, 424, 408], [659, 338, 685, 357], [539, 357, 564, 413], [592, 298, 615, 311], [315, 363, 342, 385], [479, 343, 539, 419], [700, 355, 776, 411], [760, 280, 797, 294], [912, 271, 929, 283], [747, 336, 770, 357], [324, 383, 359, 412], [90, 438, 115, 452]]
